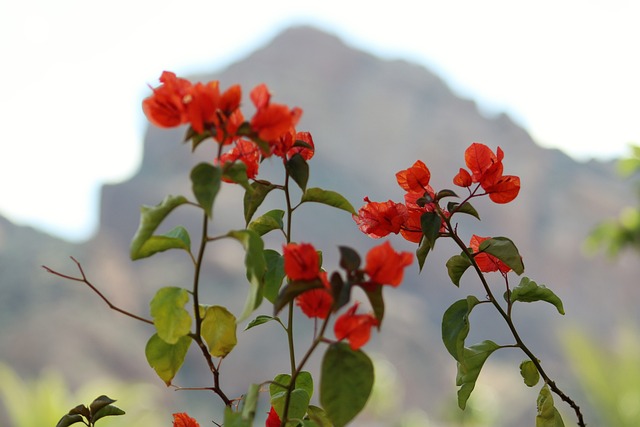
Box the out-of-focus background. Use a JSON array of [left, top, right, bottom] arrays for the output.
[[1, 1, 640, 426]]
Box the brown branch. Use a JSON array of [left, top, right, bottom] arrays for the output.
[[42, 256, 154, 325]]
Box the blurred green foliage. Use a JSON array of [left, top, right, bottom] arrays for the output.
[[586, 144, 640, 256], [562, 326, 640, 427], [0, 362, 165, 427]]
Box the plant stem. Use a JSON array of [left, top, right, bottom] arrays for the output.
[[42, 258, 153, 325], [281, 315, 332, 427], [191, 212, 232, 407], [445, 217, 585, 426]]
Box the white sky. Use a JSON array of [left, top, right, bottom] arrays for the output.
[[1, 0, 639, 241]]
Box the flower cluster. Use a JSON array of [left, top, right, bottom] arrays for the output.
[[454, 142, 520, 203], [355, 142, 520, 273], [283, 241, 412, 350], [143, 72, 314, 180], [354, 144, 519, 243]]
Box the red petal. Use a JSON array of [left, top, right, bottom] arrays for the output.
[[396, 160, 431, 193], [486, 175, 521, 204]]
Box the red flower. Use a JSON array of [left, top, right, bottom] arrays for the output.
[[283, 242, 320, 281], [184, 81, 220, 134], [364, 241, 413, 286], [273, 129, 315, 160], [482, 174, 521, 204], [265, 406, 281, 427], [453, 168, 472, 187], [173, 412, 200, 427], [143, 72, 244, 139], [464, 143, 520, 203], [398, 209, 422, 243], [296, 272, 333, 319], [250, 84, 300, 143], [334, 303, 379, 350], [217, 139, 261, 180], [354, 198, 408, 238], [396, 160, 433, 194], [469, 235, 512, 274], [400, 191, 444, 243], [142, 71, 192, 129]]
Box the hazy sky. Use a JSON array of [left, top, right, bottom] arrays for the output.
[[1, 0, 639, 241]]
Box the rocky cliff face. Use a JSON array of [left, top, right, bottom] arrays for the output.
[[2, 26, 637, 425]]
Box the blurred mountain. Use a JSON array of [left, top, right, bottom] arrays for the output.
[[2, 26, 638, 425]]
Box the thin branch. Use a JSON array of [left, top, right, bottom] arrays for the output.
[[42, 257, 153, 325]]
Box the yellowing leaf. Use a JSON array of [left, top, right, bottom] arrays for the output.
[[145, 334, 191, 386], [201, 306, 237, 358], [149, 287, 192, 344]]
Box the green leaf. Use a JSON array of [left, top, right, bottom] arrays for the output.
[[446, 253, 472, 287], [442, 296, 480, 362], [201, 306, 238, 358], [222, 161, 252, 192], [227, 230, 266, 322], [269, 372, 314, 399], [456, 340, 501, 409], [89, 395, 116, 417], [244, 181, 277, 225], [130, 195, 189, 260], [420, 211, 441, 251], [321, 343, 374, 427], [416, 236, 430, 271], [306, 405, 333, 427], [301, 188, 356, 214], [241, 383, 260, 422], [479, 237, 525, 275], [274, 278, 324, 316], [184, 127, 214, 151], [145, 333, 191, 386], [272, 389, 310, 424], [263, 249, 285, 303], [436, 189, 458, 200], [132, 226, 192, 260], [364, 284, 384, 326], [295, 371, 314, 398], [68, 404, 90, 418], [509, 277, 565, 315], [190, 162, 222, 218], [149, 287, 192, 344], [248, 209, 285, 236], [330, 272, 350, 312], [536, 384, 566, 427], [55, 414, 84, 427], [245, 315, 277, 331], [269, 372, 314, 423], [338, 246, 361, 272], [520, 360, 540, 387], [287, 153, 309, 192], [447, 201, 480, 220], [223, 407, 252, 427], [92, 404, 125, 424], [270, 373, 291, 396]]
